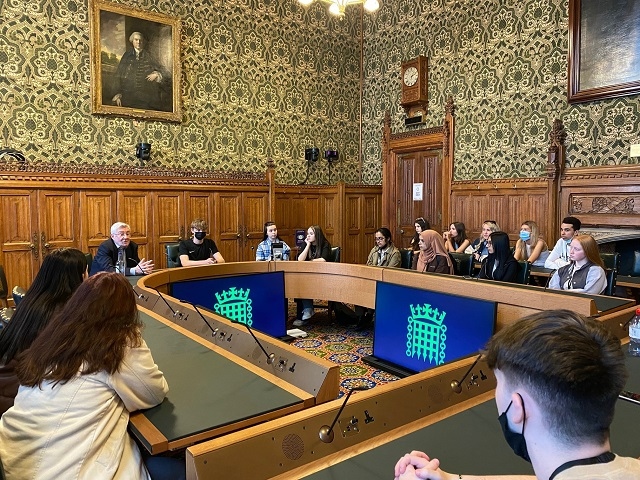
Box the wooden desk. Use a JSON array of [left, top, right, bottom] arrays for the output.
[[294, 349, 640, 480], [129, 308, 312, 454]]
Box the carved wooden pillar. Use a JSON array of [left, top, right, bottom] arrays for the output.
[[545, 118, 567, 245], [442, 96, 455, 228], [381, 111, 392, 228], [266, 158, 276, 221]]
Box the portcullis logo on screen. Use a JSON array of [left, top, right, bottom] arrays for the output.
[[214, 287, 253, 327], [407, 304, 447, 366]]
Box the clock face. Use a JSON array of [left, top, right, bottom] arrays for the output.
[[403, 66, 418, 87]]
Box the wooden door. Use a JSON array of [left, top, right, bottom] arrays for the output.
[[0, 190, 39, 292], [242, 193, 268, 260], [396, 150, 442, 248], [215, 193, 242, 262], [80, 191, 117, 257], [152, 191, 185, 269], [38, 190, 78, 257]]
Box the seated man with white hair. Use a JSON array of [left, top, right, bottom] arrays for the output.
[[90, 222, 154, 276]]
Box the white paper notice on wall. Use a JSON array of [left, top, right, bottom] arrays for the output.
[[413, 183, 423, 201]]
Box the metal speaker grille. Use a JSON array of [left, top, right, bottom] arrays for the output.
[[282, 433, 304, 460]]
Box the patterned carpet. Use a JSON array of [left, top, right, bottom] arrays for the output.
[[286, 301, 400, 398]]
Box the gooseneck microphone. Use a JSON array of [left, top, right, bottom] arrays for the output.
[[128, 258, 144, 275], [450, 353, 483, 394], [319, 385, 370, 443], [152, 288, 186, 320], [230, 318, 275, 365], [179, 300, 218, 337], [620, 312, 636, 329]]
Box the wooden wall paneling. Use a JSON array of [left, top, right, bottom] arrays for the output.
[[363, 192, 381, 258], [117, 191, 152, 264], [152, 191, 185, 269], [37, 190, 78, 257], [80, 191, 116, 256], [422, 150, 443, 233], [321, 193, 338, 250], [344, 194, 362, 264], [397, 152, 418, 248], [242, 192, 269, 260], [214, 192, 242, 263], [272, 194, 296, 252], [185, 192, 214, 237], [0, 190, 39, 291]]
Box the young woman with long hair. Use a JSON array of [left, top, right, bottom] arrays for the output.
[[513, 220, 549, 266], [0, 272, 169, 479], [0, 248, 87, 415], [466, 220, 500, 262], [443, 222, 470, 253], [255, 221, 291, 261], [549, 234, 607, 294], [294, 225, 332, 326], [410, 217, 430, 252], [477, 231, 519, 283]]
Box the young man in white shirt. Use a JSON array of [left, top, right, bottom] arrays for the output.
[[544, 216, 581, 270]]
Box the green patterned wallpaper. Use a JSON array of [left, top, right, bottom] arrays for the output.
[[0, 0, 362, 185], [361, 0, 640, 181], [2, 0, 639, 185]]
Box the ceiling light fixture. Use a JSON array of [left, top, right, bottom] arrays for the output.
[[298, 0, 380, 17]]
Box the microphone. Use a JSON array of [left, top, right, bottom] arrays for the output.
[[128, 258, 144, 275], [229, 317, 276, 365], [620, 312, 636, 329], [319, 385, 370, 443], [542, 270, 554, 291], [152, 288, 187, 321], [179, 300, 218, 337], [131, 285, 148, 301], [451, 354, 482, 394]]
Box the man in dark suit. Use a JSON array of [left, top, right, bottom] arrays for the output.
[[90, 222, 154, 276]]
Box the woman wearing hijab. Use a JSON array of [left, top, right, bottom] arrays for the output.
[[412, 230, 454, 274]]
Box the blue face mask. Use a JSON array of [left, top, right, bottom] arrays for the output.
[[519, 231, 531, 241]]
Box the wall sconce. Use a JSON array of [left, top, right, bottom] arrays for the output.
[[135, 142, 151, 162]]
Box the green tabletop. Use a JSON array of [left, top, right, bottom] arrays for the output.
[[303, 352, 640, 479], [133, 310, 303, 451]]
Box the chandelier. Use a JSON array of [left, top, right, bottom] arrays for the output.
[[298, 0, 380, 17]]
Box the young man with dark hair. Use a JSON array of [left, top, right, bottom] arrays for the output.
[[544, 216, 582, 270], [394, 309, 640, 480]]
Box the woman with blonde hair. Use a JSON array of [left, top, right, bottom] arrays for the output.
[[412, 230, 454, 274], [514, 220, 549, 266], [466, 220, 500, 262], [549, 234, 607, 294]]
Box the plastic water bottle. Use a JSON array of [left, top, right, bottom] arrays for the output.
[[629, 308, 640, 356]]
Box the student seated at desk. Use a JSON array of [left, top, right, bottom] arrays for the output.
[[465, 220, 500, 262], [443, 222, 470, 253], [179, 218, 225, 266], [394, 309, 640, 480], [293, 225, 332, 327], [513, 220, 549, 267], [411, 217, 430, 253], [255, 221, 291, 261], [544, 216, 581, 270], [477, 231, 518, 283], [0, 248, 87, 416], [412, 230, 454, 274], [0, 273, 170, 480], [548, 234, 607, 295]]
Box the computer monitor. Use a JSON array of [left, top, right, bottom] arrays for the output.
[[363, 282, 497, 377], [170, 271, 287, 338]]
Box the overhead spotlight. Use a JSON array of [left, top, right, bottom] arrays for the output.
[[135, 142, 151, 161], [324, 149, 338, 163], [305, 147, 319, 162]]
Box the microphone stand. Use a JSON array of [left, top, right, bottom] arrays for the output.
[[450, 353, 483, 394], [180, 300, 218, 337], [319, 385, 370, 443], [152, 287, 185, 320], [231, 318, 276, 365]]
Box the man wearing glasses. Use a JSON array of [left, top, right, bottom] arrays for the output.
[[90, 222, 154, 276]]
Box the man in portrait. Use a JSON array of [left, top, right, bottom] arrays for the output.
[[111, 31, 170, 111]]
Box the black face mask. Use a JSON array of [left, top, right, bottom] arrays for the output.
[[498, 397, 530, 463], [194, 231, 207, 241]]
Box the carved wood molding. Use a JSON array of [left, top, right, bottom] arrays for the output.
[[562, 164, 640, 181], [570, 194, 640, 215], [389, 125, 444, 142], [451, 177, 548, 190]]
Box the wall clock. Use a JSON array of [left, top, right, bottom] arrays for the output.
[[400, 55, 428, 116]]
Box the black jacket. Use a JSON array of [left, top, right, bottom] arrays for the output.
[[90, 238, 141, 276]]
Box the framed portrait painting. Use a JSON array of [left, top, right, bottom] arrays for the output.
[[568, 0, 640, 103], [89, 0, 182, 122]]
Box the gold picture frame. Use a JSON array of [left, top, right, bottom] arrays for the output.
[[89, 0, 182, 122]]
